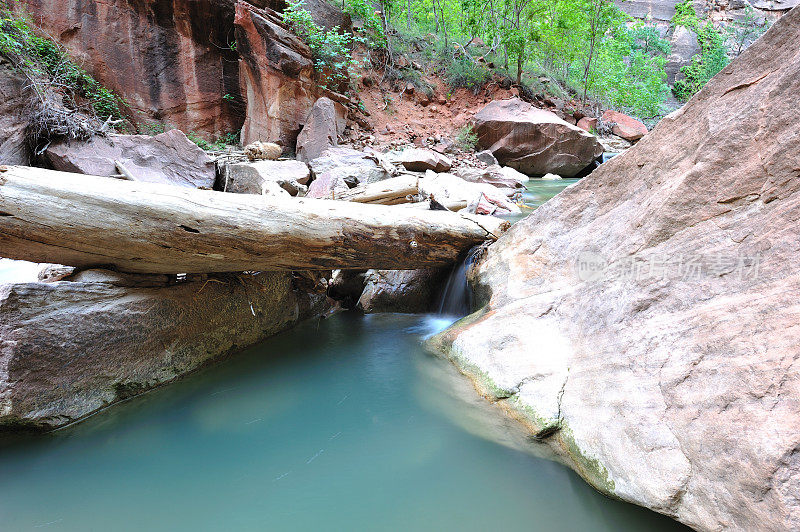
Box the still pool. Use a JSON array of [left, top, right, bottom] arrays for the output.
[[503, 178, 580, 224], [0, 313, 686, 531]]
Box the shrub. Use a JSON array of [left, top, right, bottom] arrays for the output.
[[283, 0, 356, 89], [455, 125, 478, 151], [671, 0, 729, 101], [444, 56, 489, 92], [0, 8, 126, 122]]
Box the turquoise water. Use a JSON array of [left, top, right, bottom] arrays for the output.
[[0, 313, 685, 531], [503, 178, 580, 223]]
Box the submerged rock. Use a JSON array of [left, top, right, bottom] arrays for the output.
[[430, 8, 800, 531], [0, 271, 328, 430], [472, 98, 602, 177], [45, 130, 216, 188]]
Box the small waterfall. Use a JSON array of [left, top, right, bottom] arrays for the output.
[[437, 247, 481, 316]]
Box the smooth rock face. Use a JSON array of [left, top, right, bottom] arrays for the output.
[[15, 0, 244, 136], [0, 270, 328, 430], [308, 147, 390, 187], [431, 8, 800, 531], [223, 159, 310, 196], [296, 97, 346, 163], [45, 130, 216, 188], [399, 148, 453, 173], [473, 99, 602, 177], [601, 110, 648, 142], [235, 2, 318, 148], [0, 63, 31, 165], [358, 268, 447, 313]]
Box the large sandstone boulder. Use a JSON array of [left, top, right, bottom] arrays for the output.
[[473, 99, 603, 177], [430, 8, 800, 531], [0, 62, 31, 165], [14, 0, 244, 136], [0, 269, 328, 430], [235, 2, 319, 148], [296, 97, 346, 163], [45, 130, 216, 188]]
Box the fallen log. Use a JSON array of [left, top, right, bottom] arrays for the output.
[[0, 166, 508, 274], [333, 174, 419, 204]]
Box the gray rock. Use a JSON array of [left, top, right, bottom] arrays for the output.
[[308, 147, 390, 187], [0, 271, 328, 430], [399, 148, 452, 172], [476, 150, 498, 166], [454, 165, 527, 190], [667, 26, 700, 85], [223, 159, 311, 196], [358, 269, 448, 313], [45, 130, 216, 188]]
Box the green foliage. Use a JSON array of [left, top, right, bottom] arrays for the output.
[[343, 0, 387, 48], [283, 0, 358, 88], [186, 130, 241, 152], [671, 0, 729, 101], [589, 22, 670, 115], [724, 5, 769, 57], [455, 125, 478, 151], [445, 56, 489, 91], [0, 7, 126, 122]]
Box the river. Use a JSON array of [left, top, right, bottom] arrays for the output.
[[0, 178, 686, 531]]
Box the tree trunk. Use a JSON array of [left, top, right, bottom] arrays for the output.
[[0, 166, 508, 274]]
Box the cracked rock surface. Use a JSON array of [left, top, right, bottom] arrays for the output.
[[429, 8, 800, 531]]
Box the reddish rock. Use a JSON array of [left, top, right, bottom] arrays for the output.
[[15, 0, 244, 137], [235, 2, 319, 148], [306, 171, 349, 199], [577, 117, 598, 132], [399, 148, 452, 173], [602, 110, 648, 142], [45, 130, 216, 188], [473, 98, 602, 177], [296, 97, 346, 163]]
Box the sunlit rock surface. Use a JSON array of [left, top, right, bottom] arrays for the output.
[[430, 8, 800, 531]]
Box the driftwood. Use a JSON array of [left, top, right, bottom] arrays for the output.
[[0, 166, 508, 274], [334, 175, 419, 204]]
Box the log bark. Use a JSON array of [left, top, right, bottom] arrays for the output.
[[0, 166, 508, 274]]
